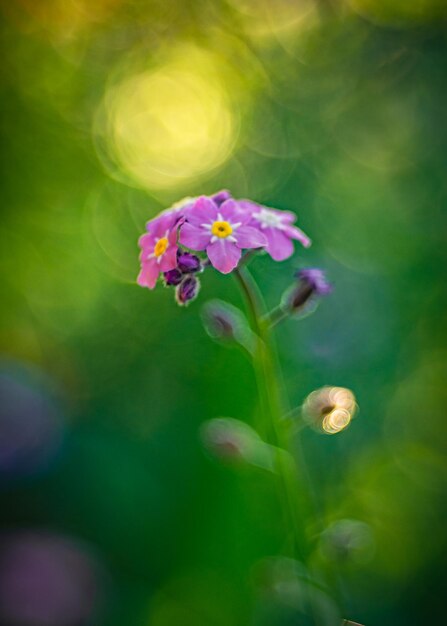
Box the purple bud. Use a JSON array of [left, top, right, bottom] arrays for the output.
[[175, 276, 200, 306], [177, 251, 202, 274], [295, 269, 333, 296], [211, 190, 232, 207], [163, 268, 183, 286], [288, 268, 332, 310]]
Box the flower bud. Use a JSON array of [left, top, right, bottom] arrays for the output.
[[288, 268, 332, 311], [201, 300, 255, 353], [175, 276, 200, 306], [295, 268, 332, 293], [201, 301, 240, 341], [200, 418, 274, 471], [177, 251, 202, 274], [211, 189, 231, 206], [163, 268, 183, 286], [201, 418, 248, 463]]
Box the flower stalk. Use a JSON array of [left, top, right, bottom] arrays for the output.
[[136, 189, 357, 624], [234, 265, 312, 561]]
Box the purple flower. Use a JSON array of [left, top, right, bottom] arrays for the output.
[[239, 200, 311, 261], [179, 196, 267, 274], [175, 276, 200, 306], [137, 214, 179, 289]]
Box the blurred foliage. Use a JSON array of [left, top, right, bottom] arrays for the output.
[[1, 1, 447, 624]]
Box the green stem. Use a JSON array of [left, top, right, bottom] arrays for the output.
[[263, 304, 289, 329], [234, 266, 310, 561], [233, 266, 263, 335]]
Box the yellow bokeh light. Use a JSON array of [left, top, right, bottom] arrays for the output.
[[96, 45, 237, 190], [322, 408, 351, 434]]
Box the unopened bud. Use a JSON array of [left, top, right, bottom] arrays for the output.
[[200, 418, 274, 471], [201, 418, 248, 463], [201, 301, 239, 340], [211, 189, 232, 206], [283, 268, 332, 313], [177, 251, 202, 274], [175, 276, 200, 306], [163, 268, 183, 286], [201, 300, 255, 353]]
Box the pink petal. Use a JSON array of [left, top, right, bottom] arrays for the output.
[[279, 210, 297, 224], [179, 222, 210, 251], [186, 196, 218, 226], [283, 224, 311, 248], [160, 245, 178, 272], [161, 213, 182, 236], [265, 228, 294, 261], [237, 200, 259, 214], [207, 239, 242, 274], [138, 232, 156, 249], [168, 227, 179, 246], [160, 199, 194, 221], [139, 248, 151, 262], [219, 199, 251, 225], [137, 260, 160, 289], [234, 225, 267, 249], [145, 215, 162, 233], [145, 215, 167, 237]]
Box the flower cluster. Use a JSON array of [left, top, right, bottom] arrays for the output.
[[137, 190, 311, 305]]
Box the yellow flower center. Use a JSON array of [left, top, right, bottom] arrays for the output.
[[211, 220, 233, 238], [154, 237, 168, 257]]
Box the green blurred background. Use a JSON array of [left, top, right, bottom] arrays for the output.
[[1, 1, 446, 624]]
